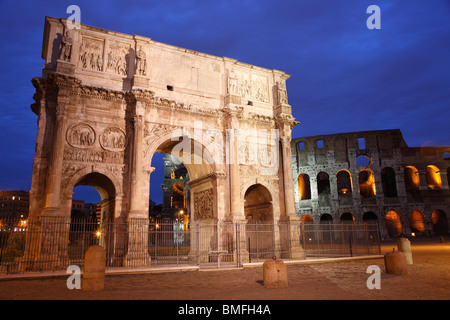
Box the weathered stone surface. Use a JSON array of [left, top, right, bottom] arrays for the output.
[[397, 237, 413, 265], [384, 250, 408, 275], [291, 130, 450, 239], [263, 258, 288, 288], [82, 245, 106, 292], [26, 16, 303, 269]]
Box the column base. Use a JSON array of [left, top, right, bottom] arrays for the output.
[[30, 214, 71, 271]]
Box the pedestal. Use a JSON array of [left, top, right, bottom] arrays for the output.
[[124, 217, 151, 267], [132, 75, 149, 88], [56, 60, 76, 76]]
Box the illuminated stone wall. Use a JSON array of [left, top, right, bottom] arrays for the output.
[[27, 16, 301, 269], [291, 129, 450, 238]]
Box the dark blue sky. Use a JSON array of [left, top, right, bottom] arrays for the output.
[[0, 1, 449, 204]]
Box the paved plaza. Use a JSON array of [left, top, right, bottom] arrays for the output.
[[0, 238, 449, 300]]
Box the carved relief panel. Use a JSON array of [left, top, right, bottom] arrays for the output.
[[193, 189, 214, 220], [65, 123, 127, 165], [258, 145, 276, 168], [79, 37, 104, 71], [252, 75, 269, 103], [106, 41, 130, 76], [100, 127, 127, 152], [66, 123, 96, 148], [227, 71, 270, 103]]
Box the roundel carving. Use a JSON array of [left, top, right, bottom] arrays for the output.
[[66, 123, 96, 148], [258, 145, 276, 167], [100, 127, 127, 152]]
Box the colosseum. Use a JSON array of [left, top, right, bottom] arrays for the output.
[[291, 129, 450, 239]]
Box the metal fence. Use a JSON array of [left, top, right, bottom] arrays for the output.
[[299, 222, 381, 258], [0, 216, 380, 274]]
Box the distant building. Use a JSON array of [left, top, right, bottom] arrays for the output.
[[160, 154, 190, 221], [0, 190, 29, 220], [291, 129, 450, 239], [71, 199, 98, 219]]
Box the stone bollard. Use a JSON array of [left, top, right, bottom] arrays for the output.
[[82, 245, 106, 292], [263, 257, 288, 288], [397, 237, 413, 265], [384, 249, 408, 275]]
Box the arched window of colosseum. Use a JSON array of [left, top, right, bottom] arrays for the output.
[[363, 212, 378, 223], [358, 169, 376, 198], [320, 213, 333, 223], [381, 167, 398, 197], [298, 173, 311, 200], [317, 172, 330, 195], [357, 154, 371, 166], [301, 214, 314, 223], [404, 166, 420, 191], [426, 165, 442, 189], [340, 212, 355, 223], [432, 209, 449, 236], [409, 210, 426, 236], [386, 210, 403, 238], [336, 170, 352, 195]]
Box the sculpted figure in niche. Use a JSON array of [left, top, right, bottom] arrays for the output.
[[278, 80, 288, 105], [60, 31, 73, 62], [135, 46, 147, 75], [228, 72, 239, 96]]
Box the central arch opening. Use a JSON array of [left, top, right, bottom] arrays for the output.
[[147, 135, 216, 264], [150, 136, 214, 223], [244, 184, 274, 261]]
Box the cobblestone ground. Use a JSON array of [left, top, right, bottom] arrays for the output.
[[0, 239, 449, 300]]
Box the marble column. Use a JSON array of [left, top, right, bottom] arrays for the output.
[[126, 93, 151, 267]]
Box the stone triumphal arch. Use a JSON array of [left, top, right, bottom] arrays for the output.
[[26, 17, 302, 269]]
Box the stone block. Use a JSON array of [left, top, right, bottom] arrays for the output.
[[384, 250, 408, 275], [263, 258, 288, 288], [82, 245, 106, 292], [397, 237, 413, 265], [55, 60, 76, 76], [132, 75, 149, 88]]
